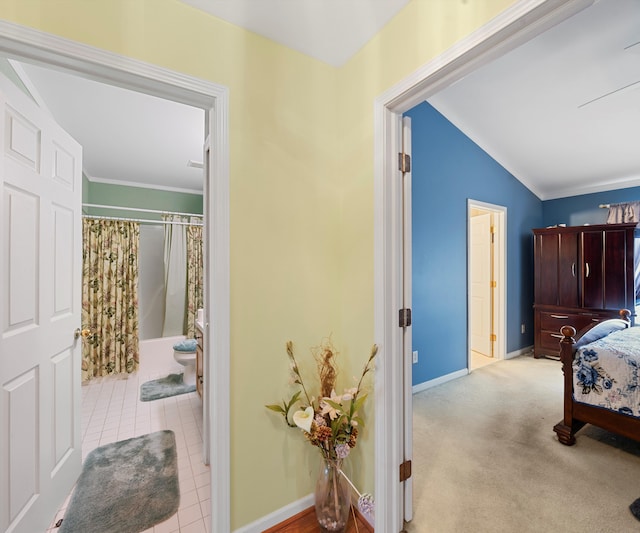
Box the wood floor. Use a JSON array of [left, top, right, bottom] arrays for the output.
[[263, 505, 373, 532]]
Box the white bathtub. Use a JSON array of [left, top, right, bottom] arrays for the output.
[[139, 335, 186, 375]]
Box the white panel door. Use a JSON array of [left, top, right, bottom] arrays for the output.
[[0, 72, 82, 533], [470, 213, 493, 357]]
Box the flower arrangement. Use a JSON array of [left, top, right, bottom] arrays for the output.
[[266, 338, 378, 520], [267, 338, 377, 460]]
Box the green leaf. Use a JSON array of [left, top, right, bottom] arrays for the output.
[[265, 404, 286, 414], [350, 394, 367, 415]]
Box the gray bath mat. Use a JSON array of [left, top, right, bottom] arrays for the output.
[[140, 372, 196, 402], [59, 430, 179, 533]]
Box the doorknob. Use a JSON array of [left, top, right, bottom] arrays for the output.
[[74, 328, 91, 339]]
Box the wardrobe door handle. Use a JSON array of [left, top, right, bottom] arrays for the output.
[[550, 315, 569, 319], [585, 262, 590, 278], [571, 262, 576, 277]]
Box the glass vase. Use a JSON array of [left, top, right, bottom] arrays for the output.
[[314, 457, 351, 533]]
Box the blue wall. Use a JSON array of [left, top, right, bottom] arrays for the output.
[[407, 102, 543, 385], [543, 187, 640, 227]]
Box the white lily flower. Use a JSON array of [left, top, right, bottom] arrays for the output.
[[292, 406, 314, 433]]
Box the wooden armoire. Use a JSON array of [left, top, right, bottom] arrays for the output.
[[533, 222, 637, 358]]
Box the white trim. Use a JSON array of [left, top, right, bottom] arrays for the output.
[[0, 20, 230, 532], [506, 345, 534, 360], [232, 494, 314, 533], [374, 1, 593, 530], [412, 369, 469, 395], [467, 200, 507, 368], [86, 174, 203, 195]]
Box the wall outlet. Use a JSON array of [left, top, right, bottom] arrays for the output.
[[412, 350, 418, 364], [521, 323, 526, 334]]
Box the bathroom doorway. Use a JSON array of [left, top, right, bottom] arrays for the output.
[[468, 199, 506, 371]]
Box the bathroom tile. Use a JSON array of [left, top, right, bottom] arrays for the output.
[[193, 471, 210, 489], [179, 489, 200, 510], [179, 519, 206, 533], [50, 340, 209, 533], [178, 503, 202, 527], [153, 513, 180, 533], [196, 483, 210, 503]]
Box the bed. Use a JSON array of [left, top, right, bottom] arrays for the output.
[[553, 309, 640, 445]]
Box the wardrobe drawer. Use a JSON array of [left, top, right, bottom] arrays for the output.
[[539, 312, 601, 333], [538, 330, 566, 352]]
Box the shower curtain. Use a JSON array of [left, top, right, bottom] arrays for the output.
[[162, 215, 203, 339], [82, 219, 140, 380], [185, 222, 204, 338]]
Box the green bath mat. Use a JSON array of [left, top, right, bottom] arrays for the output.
[[139, 372, 196, 402], [59, 430, 179, 533]]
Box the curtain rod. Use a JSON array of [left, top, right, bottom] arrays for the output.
[[599, 201, 640, 209], [82, 203, 202, 218], [83, 214, 203, 226]]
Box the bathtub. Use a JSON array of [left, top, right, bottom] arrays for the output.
[[139, 335, 186, 375]]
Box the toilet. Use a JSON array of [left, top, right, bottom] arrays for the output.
[[173, 338, 197, 386]]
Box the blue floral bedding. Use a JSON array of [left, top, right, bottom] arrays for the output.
[[573, 326, 640, 418]]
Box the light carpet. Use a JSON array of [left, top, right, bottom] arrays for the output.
[[405, 354, 640, 533], [139, 372, 196, 402], [59, 430, 179, 533]]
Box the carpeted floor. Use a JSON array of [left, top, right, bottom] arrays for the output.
[[405, 353, 640, 533], [59, 430, 180, 533]]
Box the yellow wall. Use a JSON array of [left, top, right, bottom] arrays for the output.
[[0, 0, 514, 528]]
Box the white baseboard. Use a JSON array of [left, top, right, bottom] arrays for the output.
[[412, 368, 468, 394], [506, 345, 534, 360], [233, 494, 314, 533]]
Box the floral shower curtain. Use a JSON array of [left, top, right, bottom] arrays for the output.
[[82, 219, 140, 381], [185, 220, 204, 338]]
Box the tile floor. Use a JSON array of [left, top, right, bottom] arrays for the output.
[[46, 366, 211, 533]]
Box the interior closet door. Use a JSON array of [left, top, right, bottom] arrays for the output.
[[0, 73, 82, 532]]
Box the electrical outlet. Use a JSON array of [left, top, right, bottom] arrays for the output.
[[521, 323, 526, 334], [412, 350, 418, 363]]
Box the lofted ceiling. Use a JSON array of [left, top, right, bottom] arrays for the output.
[[428, 0, 640, 200], [6, 0, 638, 200]]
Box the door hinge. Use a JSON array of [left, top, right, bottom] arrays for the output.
[[399, 308, 412, 328], [400, 460, 412, 482], [490, 333, 497, 342], [398, 152, 411, 173], [491, 280, 497, 288]]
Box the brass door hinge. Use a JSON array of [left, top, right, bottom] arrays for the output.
[[491, 280, 497, 288], [398, 152, 411, 173], [400, 460, 412, 482], [490, 333, 497, 342], [399, 308, 412, 328]]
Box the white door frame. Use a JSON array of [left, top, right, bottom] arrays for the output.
[[467, 199, 507, 366], [373, 1, 593, 530], [0, 21, 230, 532]]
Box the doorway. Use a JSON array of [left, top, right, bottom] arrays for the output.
[[468, 200, 506, 371], [373, 1, 590, 530], [0, 20, 230, 532]]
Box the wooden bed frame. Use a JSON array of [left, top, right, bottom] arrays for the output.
[[553, 309, 640, 446]]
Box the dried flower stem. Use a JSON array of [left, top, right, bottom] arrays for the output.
[[286, 341, 313, 406]]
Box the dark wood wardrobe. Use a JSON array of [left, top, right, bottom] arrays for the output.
[[533, 222, 638, 358]]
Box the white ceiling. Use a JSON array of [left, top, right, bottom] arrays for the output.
[[428, 0, 640, 200], [7, 0, 639, 201], [15, 61, 206, 194], [179, 0, 412, 67]]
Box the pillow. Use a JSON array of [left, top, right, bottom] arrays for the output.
[[573, 319, 630, 351], [173, 339, 197, 352]]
